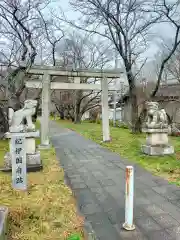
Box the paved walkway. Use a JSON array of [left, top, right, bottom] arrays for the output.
[[49, 121, 180, 240]]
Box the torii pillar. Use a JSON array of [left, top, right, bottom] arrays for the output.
[[37, 72, 111, 147], [101, 76, 110, 142], [39, 72, 51, 149]]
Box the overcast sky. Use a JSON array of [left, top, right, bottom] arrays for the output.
[[56, 2, 175, 53], [49, 1, 178, 84]]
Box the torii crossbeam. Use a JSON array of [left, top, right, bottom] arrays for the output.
[[26, 65, 122, 148]]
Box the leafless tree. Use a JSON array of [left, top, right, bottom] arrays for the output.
[[52, 31, 112, 123], [37, 9, 65, 66], [151, 0, 180, 97], [0, 0, 43, 106], [0, 0, 49, 133], [57, 0, 162, 132], [56, 0, 180, 132], [165, 46, 180, 83]]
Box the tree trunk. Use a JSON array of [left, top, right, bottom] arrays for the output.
[[126, 68, 140, 133], [59, 111, 64, 120], [55, 104, 64, 119], [32, 98, 40, 123], [136, 105, 147, 133], [74, 113, 82, 123], [74, 90, 83, 124], [8, 95, 22, 111], [130, 91, 140, 133], [0, 107, 9, 135], [74, 102, 82, 124]]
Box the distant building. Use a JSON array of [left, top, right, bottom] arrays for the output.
[[119, 83, 180, 125]]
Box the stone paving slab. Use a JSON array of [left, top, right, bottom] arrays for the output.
[[49, 121, 180, 240]]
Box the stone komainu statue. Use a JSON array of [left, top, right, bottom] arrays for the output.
[[144, 101, 168, 129], [8, 99, 38, 132]]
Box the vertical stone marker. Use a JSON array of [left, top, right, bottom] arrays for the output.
[[10, 133, 27, 190]]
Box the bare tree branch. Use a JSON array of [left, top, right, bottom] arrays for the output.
[[151, 0, 180, 97]]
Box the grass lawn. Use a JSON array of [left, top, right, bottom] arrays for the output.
[[0, 122, 84, 240], [56, 119, 180, 186]]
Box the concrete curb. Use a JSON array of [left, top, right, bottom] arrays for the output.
[[84, 221, 98, 240], [0, 206, 8, 240]]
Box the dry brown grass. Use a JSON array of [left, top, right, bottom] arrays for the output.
[[0, 147, 84, 240]]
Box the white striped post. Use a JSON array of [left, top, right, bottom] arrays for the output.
[[123, 166, 135, 231]]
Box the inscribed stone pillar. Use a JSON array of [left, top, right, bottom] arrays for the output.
[[40, 72, 50, 148], [101, 76, 110, 142]]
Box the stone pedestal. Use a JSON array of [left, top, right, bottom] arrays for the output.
[[141, 128, 174, 156], [38, 143, 51, 150], [2, 131, 42, 172], [0, 206, 8, 240]]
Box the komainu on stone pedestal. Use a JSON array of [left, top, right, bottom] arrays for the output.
[[143, 101, 168, 129], [142, 101, 174, 156], [9, 99, 37, 133], [2, 99, 42, 172]]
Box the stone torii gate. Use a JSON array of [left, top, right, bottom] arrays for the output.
[[26, 65, 121, 148]]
